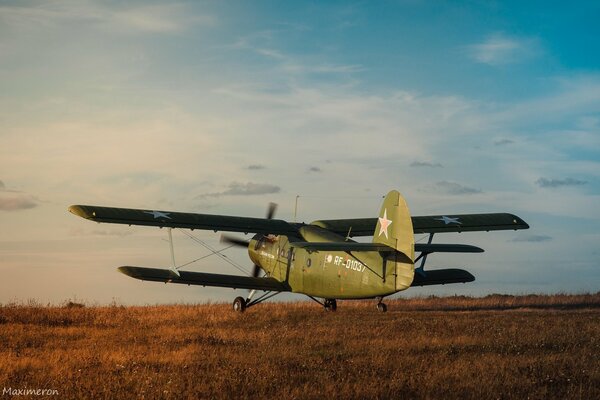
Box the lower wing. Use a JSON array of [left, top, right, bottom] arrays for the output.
[[410, 268, 475, 286], [118, 266, 291, 292]]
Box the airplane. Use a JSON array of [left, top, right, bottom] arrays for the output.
[[68, 190, 529, 312]]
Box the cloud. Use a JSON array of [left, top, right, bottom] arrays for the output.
[[494, 138, 514, 146], [0, 180, 39, 211], [308, 167, 322, 173], [246, 165, 266, 170], [467, 33, 540, 66], [109, 4, 214, 33], [0, 195, 38, 211], [510, 235, 552, 243], [198, 182, 281, 198], [101, 172, 167, 186], [68, 227, 133, 238], [235, 32, 363, 76], [535, 177, 588, 188], [0, 180, 21, 193], [0, 2, 214, 34], [434, 181, 482, 195], [283, 63, 364, 74], [410, 161, 443, 168]]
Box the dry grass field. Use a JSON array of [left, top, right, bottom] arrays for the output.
[[1, 293, 599, 399]]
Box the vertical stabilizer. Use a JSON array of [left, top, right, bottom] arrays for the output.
[[373, 190, 415, 290]]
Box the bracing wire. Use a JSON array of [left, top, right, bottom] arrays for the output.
[[176, 244, 235, 268], [415, 234, 431, 243], [179, 230, 251, 277]]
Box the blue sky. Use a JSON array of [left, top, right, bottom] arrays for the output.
[[0, 1, 598, 304]]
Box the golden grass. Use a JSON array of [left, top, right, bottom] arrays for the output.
[[1, 293, 599, 399]]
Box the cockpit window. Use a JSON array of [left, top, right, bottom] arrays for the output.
[[254, 237, 265, 250]]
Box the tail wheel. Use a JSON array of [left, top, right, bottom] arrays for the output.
[[233, 296, 247, 313], [376, 302, 387, 313], [324, 299, 337, 312]]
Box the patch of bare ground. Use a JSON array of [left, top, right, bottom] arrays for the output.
[[0, 293, 598, 399]]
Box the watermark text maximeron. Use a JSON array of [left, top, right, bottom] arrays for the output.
[[3, 387, 59, 397]]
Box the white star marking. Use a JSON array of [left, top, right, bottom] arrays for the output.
[[144, 210, 171, 219], [436, 216, 461, 225], [378, 209, 392, 239]]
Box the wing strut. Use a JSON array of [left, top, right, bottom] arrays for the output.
[[167, 228, 180, 277], [414, 233, 434, 277]]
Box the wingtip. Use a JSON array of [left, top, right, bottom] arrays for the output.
[[118, 266, 136, 278], [68, 205, 95, 220], [512, 214, 530, 230]]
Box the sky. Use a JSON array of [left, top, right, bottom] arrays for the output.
[[0, 1, 599, 305]]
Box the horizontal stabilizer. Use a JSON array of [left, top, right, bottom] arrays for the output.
[[411, 268, 475, 287], [118, 266, 291, 292], [289, 242, 395, 252], [289, 241, 413, 264], [415, 243, 484, 253]]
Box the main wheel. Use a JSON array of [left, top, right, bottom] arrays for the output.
[[324, 299, 337, 312], [376, 302, 387, 313], [233, 296, 247, 313]]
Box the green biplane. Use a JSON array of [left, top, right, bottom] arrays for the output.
[[69, 190, 529, 312]]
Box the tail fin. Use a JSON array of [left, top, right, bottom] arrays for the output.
[[373, 190, 415, 290]]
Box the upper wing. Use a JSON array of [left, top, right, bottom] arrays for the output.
[[69, 205, 300, 236], [311, 213, 529, 236], [118, 266, 291, 292], [70, 205, 528, 237]]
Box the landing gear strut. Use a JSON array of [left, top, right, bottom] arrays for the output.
[[233, 296, 247, 313], [232, 291, 280, 313], [324, 299, 337, 312], [376, 297, 388, 313]]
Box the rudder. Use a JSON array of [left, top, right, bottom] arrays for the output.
[[373, 190, 415, 290]]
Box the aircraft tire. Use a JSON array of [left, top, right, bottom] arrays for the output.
[[233, 296, 247, 313], [324, 299, 337, 312], [376, 302, 387, 313]]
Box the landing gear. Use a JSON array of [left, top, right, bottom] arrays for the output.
[[324, 299, 337, 312], [375, 297, 388, 313], [233, 296, 247, 313], [232, 291, 280, 312]]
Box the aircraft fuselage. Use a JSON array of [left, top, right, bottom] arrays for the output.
[[248, 225, 415, 299]]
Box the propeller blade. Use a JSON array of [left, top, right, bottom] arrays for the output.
[[266, 202, 277, 220], [220, 234, 250, 248], [221, 201, 274, 283]]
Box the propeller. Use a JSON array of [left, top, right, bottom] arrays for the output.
[[266, 202, 277, 220], [221, 236, 250, 248], [220, 202, 278, 279]]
